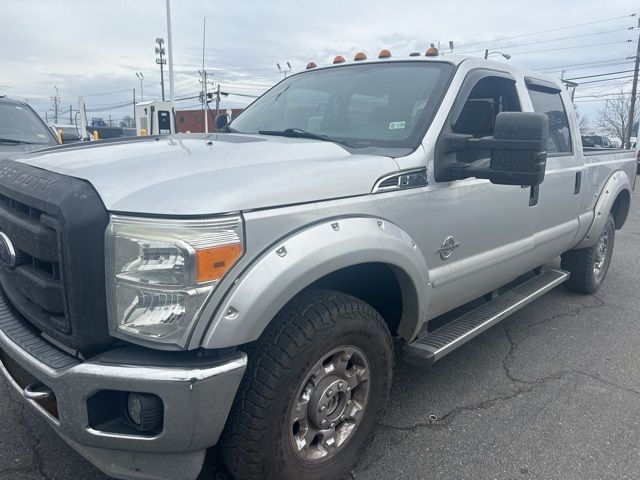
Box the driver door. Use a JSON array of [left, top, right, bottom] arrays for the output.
[[425, 71, 537, 318]]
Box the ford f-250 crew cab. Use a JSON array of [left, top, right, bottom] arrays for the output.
[[0, 51, 636, 480]]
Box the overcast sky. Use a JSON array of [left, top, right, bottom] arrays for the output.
[[1, 0, 638, 128]]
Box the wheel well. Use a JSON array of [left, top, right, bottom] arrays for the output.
[[611, 189, 631, 229], [306, 263, 404, 335]]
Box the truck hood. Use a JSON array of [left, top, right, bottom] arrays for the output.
[[16, 134, 399, 215]]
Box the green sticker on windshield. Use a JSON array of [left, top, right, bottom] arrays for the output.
[[389, 121, 406, 130]]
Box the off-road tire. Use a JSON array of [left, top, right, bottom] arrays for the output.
[[561, 214, 615, 294], [220, 289, 394, 480]]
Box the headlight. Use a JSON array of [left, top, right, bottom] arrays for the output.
[[105, 215, 243, 348]]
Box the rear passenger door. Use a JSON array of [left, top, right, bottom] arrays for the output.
[[525, 79, 582, 260]]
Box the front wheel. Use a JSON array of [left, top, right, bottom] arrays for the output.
[[562, 214, 615, 293], [221, 290, 394, 480]]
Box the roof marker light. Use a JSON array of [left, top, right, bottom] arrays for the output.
[[425, 47, 439, 57], [333, 55, 346, 64], [306, 62, 317, 69], [409, 52, 421, 57], [378, 49, 392, 58], [354, 52, 367, 61]]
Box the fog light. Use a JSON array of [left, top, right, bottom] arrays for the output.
[[126, 392, 164, 432]]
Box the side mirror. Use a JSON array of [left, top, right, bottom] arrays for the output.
[[448, 112, 549, 186]]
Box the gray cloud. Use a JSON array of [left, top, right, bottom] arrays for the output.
[[1, 0, 637, 124]]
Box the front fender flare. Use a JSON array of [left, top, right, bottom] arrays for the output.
[[576, 170, 631, 249], [200, 217, 430, 349]]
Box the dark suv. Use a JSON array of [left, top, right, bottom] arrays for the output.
[[0, 96, 59, 155]]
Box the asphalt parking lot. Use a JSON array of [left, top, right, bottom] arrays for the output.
[[2, 190, 640, 480]]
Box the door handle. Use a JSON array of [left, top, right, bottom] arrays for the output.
[[574, 171, 582, 195]]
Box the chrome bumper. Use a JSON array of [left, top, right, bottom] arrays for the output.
[[0, 317, 246, 480]]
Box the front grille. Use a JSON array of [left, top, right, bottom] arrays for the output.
[[0, 192, 70, 335], [0, 159, 111, 353]]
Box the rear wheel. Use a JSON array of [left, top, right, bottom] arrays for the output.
[[562, 214, 615, 293], [221, 290, 394, 480]]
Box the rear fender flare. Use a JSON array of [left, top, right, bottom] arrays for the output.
[[576, 170, 631, 249], [200, 217, 430, 349]]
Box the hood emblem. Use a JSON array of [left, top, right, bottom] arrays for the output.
[[435, 235, 461, 261], [0, 232, 17, 269]]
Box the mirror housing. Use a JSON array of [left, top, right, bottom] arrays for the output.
[[448, 112, 549, 186]]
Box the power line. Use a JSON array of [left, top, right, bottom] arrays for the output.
[[453, 12, 637, 50], [577, 74, 635, 85], [455, 26, 635, 55], [507, 39, 633, 57], [565, 69, 636, 81], [536, 60, 635, 73], [85, 82, 158, 97]]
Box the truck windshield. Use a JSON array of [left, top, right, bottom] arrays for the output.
[[228, 61, 453, 151], [0, 103, 56, 145]]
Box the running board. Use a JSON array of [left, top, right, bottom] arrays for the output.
[[405, 269, 569, 366]]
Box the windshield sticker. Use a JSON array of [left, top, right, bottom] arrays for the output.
[[389, 121, 406, 130], [15, 106, 23, 110], [37, 134, 47, 138]]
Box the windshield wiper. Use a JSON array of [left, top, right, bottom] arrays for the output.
[[219, 125, 241, 133], [0, 138, 39, 145], [258, 128, 363, 148]]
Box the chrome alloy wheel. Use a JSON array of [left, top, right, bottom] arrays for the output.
[[593, 229, 609, 279], [289, 345, 370, 462]]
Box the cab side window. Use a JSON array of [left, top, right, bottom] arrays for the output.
[[527, 87, 572, 154], [452, 76, 521, 162]]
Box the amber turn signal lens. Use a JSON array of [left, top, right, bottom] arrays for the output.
[[195, 243, 243, 283], [333, 55, 346, 64], [378, 49, 392, 58]]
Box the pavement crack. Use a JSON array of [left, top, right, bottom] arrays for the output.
[[522, 294, 606, 330], [570, 369, 640, 397]]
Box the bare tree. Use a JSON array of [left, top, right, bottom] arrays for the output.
[[596, 89, 639, 146], [574, 106, 591, 133]]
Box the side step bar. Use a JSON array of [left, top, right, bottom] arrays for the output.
[[405, 269, 569, 366]]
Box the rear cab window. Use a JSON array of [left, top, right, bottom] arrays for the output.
[[525, 80, 572, 155]]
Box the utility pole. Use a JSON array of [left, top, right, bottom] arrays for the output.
[[155, 37, 166, 101], [215, 84, 221, 117], [51, 86, 60, 123], [133, 88, 136, 128], [200, 17, 208, 133], [136, 72, 144, 101], [626, 19, 640, 149], [199, 70, 214, 133], [166, 0, 175, 104], [277, 62, 291, 78]]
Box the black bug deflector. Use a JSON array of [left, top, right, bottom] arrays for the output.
[[0, 158, 111, 353]]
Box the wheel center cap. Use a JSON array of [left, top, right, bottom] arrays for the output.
[[308, 376, 350, 428]]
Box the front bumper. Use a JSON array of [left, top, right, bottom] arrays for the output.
[[0, 292, 246, 480]]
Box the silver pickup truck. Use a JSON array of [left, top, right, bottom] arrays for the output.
[[0, 52, 636, 480]]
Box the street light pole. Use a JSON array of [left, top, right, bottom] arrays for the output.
[[485, 50, 511, 60], [166, 0, 175, 104], [136, 72, 144, 102], [277, 62, 292, 78], [155, 38, 166, 101]]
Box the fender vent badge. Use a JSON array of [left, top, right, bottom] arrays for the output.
[[435, 236, 461, 260]]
